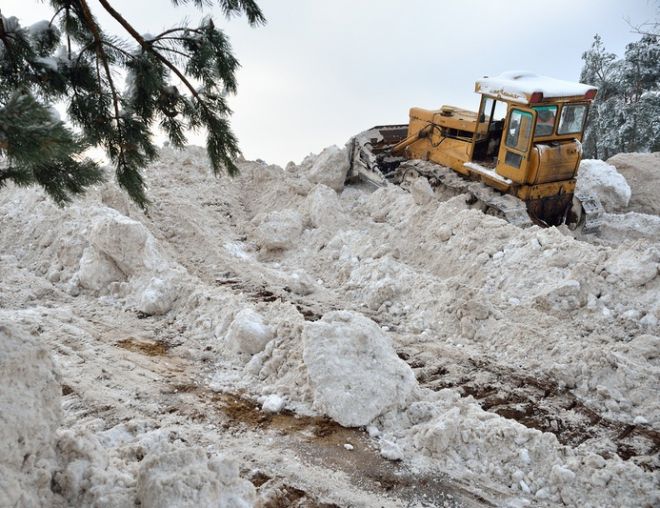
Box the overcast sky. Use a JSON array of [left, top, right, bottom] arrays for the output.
[[3, 0, 658, 166]]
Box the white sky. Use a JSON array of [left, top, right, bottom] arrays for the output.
[[2, 0, 658, 166]]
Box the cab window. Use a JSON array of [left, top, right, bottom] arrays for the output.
[[505, 109, 533, 152], [479, 98, 506, 122], [532, 105, 557, 137], [558, 104, 587, 135]]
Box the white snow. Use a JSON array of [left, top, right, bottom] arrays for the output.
[[576, 159, 631, 211], [28, 20, 52, 36], [476, 71, 597, 104], [409, 176, 436, 205], [303, 184, 345, 228]]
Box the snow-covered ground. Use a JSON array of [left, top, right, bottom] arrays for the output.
[[1, 146, 658, 507]]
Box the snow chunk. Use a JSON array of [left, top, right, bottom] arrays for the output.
[[302, 311, 416, 427], [380, 439, 403, 461], [88, 213, 168, 276], [576, 159, 631, 212], [137, 447, 256, 508], [226, 309, 274, 355], [253, 209, 303, 251], [304, 184, 344, 228], [603, 248, 659, 287], [28, 20, 53, 36], [77, 246, 125, 291], [138, 276, 179, 316], [261, 394, 285, 413], [306, 145, 350, 192], [410, 177, 435, 205], [0, 322, 61, 508]]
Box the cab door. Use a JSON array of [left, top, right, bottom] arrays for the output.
[[496, 106, 537, 183]]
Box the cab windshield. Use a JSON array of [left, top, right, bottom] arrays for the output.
[[558, 104, 588, 135], [532, 105, 557, 137]]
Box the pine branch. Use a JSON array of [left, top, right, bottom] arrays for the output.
[[97, 0, 201, 102], [1, 0, 262, 206]]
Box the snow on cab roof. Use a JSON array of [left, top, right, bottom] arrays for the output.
[[475, 71, 597, 104]]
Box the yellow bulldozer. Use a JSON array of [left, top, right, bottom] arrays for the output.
[[348, 71, 603, 232]]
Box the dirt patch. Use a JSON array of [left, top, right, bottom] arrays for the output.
[[115, 337, 170, 356]]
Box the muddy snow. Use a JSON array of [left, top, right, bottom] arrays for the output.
[[1, 146, 658, 507]]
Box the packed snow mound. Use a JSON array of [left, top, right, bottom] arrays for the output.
[[137, 446, 256, 508], [305, 145, 350, 192], [607, 152, 660, 215], [225, 308, 274, 355], [576, 159, 631, 211], [0, 321, 61, 508], [252, 209, 303, 251], [302, 311, 416, 427]]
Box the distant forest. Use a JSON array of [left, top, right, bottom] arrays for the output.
[[580, 27, 659, 159]]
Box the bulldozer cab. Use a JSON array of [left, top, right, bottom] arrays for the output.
[[473, 72, 596, 187]]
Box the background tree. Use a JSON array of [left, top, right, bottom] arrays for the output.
[[0, 0, 264, 207], [580, 31, 660, 159]]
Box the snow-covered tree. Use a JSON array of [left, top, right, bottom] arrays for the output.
[[0, 0, 264, 207], [580, 32, 660, 159]]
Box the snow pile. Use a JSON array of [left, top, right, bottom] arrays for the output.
[[597, 212, 660, 244], [0, 321, 61, 508], [2, 146, 659, 507], [302, 311, 416, 427], [241, 304, 315, 407], [306, 145, 350, 192], [137, 446, 256, 508], [53, 430, 136, 507], [576, 159, 631, 211]]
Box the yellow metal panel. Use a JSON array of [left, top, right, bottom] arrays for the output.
[[528, 142, 581, 185], [405, 136, 472, 176], [516, 180, 576, 200], [409, 106, 479, 134]]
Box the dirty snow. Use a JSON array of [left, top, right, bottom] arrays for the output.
[[0, 146, 659, 507], [607, 152, 660, 215]]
